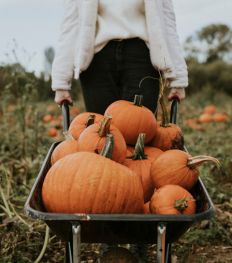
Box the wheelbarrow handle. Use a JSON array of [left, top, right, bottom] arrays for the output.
[[61, 100, 70, 132], [170, 97, 179, 124]]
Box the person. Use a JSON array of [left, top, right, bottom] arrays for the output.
[[52, 0, 188, 114]]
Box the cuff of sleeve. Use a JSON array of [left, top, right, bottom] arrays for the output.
[[51, 79, 72, 91], [169, 78, 188, 88]]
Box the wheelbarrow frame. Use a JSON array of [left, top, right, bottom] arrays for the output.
[[24, 100, 215, 263]]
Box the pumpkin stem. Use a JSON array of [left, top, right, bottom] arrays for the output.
[[174, 198, 192, 212], [159, 96, 170, 127], [128, 133, 147, 160], [187, 155, 221, 169], [100, 134, 114, 159], [133, 95, 143, 107], [85, 114, 96, 127], [98, 115, 112, 137]]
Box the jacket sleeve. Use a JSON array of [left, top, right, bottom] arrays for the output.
[[51, 0, 79, 91], [162, 0, 188, 88]]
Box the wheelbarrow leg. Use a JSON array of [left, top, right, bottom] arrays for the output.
[[65, 242, 73, 263], [72, 224, 81, 263], [157, 223, 166, 263]]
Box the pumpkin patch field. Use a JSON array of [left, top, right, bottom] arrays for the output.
[[0, 88, 232, 263]]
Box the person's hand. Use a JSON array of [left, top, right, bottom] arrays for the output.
[[55, 90, 73, 105], [168, 87, 185, 101]]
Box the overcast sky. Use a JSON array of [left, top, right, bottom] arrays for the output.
[[0, 0, 232, 74]]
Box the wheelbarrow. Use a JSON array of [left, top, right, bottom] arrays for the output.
[[24, 99, 215, 263]]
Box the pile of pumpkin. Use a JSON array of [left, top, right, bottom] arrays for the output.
[[42, 95, 220, 216], [186, 104, 230, 130], [42, 103, 80, 138]]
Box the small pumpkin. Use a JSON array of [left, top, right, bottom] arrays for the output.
[[212, 113, 229, 122], [144, 201, 151, 214], [43, 114, 53, 124], [203, 105, 217, 115], [124, 134, 162, 202], [68, 112, 103, 139], [198, 113, 213, 123], [150, 185, 196, 215], [105, 95, 157, 145], [151, 96, 184, 151], [48, 127, 58, 137], [50, 133, 78, 165], [151, 149, 220, 190], [77, 115, 127, 163], [42, 135, 144, 214]]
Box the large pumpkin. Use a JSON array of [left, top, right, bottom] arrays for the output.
[[42, 151, 144, 214], [77, 115, 127, 163], [151, 149, 220, 190], [105, 95, 157, 145], [68, 112, 103, 139], [150, 185, 196, 215]]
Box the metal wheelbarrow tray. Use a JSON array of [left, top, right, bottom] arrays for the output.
[[24, 100, 215, 263]]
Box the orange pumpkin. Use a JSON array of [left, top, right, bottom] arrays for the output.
[[150, 185, 196, 215], [144, 201, 151, 214], [48, 127, 58, 137], [203, 105, 217, 115], [151, 96, 184, 151], [198, 113, 213, 123], [51, 135, 78, 165], [42, 149, 144, 214], [212, 113, 229, 122], [77, 116, 127, 163], [68, 112, 103, 139], [70, 106, 80, 116], [124, 134, 162, 202], [151, 149, 220, 190], [43, 114, 53, 123], [105, 95, 157, 145]]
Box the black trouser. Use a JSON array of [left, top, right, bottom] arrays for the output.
[[80, 38, 160, 114]]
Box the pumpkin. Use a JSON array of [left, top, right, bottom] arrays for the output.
[[203, 105, 217, 115], [48, 127, 58, 137], [151, 96, 184, 151], [42, 135, 144, 214], [77, 115, 127, 163], [198, 113, 213, 123], [150, 185, 196, 215], [43, 114, 53, 124], [100, 247, 139, 263], [212, 113, 229, 122], [104, 95, 157, 145], [70, 106, 80, 116], [144, 201, 151, 214], [124, 134, 162, 202], [50, 134, 78, 165], [151, 149, 220, 190], [68, 112, 103, 139]]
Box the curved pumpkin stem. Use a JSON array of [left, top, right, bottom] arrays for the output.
[[175, 198, 195, 213], [159, 96, 170, 127], [130, 133, 147, 160], [100, 134, 114, 159], [187, 155, 220, 169], [133, 95, 143, 107], [85, 114, 96, 127], [98, 115, 112, 137]]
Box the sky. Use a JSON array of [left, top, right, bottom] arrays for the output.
[[0, 0, 232, 75]]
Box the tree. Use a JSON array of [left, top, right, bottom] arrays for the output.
[[184, 24, 232, 63], [44, 47, 55, 80]]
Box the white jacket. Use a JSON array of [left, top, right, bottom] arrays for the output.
[[51, 0, 188, 91]]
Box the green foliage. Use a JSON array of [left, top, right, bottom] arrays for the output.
[[187, 59, 232, 96]]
